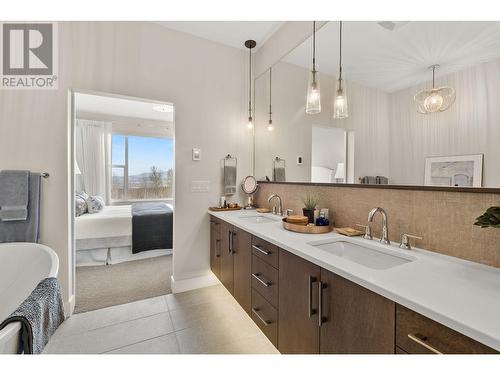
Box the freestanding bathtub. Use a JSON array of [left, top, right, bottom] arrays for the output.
[[0, 242, 59, 354]]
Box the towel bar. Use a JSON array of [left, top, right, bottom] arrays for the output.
[[41, 173, 49, 178]]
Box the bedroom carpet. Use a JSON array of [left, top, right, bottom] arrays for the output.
[[75, 255, 172, 314]]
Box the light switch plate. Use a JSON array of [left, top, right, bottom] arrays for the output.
[[191, 180, 210, 193], [297, 156, 303, 165], [192, 148, 201, 161]]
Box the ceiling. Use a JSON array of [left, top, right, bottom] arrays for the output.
[[158, 21, 283, 51], [282, 21, 500, 92], [75, 93, 174, 123]]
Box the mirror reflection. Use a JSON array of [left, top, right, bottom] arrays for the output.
[[254, 21, 500, 188]]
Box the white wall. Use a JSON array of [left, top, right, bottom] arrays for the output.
[[0, 22, 252, 307]]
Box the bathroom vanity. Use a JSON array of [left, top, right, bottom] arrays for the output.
[[208, 211, 500, 354]]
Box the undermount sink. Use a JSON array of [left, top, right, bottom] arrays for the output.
[[238, 215, 277, 224], [312, 241, 414, 270]]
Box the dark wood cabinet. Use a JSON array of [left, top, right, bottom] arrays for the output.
[[319, 270, 395, 354], [219, 220, 233, 293], [278, 249, 321, 354], [209, 218, 221, 279], [396, 304, 497, 354], [232, 227, 252, 314]]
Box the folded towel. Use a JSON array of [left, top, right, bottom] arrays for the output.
[[224, 165, 237, 196], [0, 170, 29, 221], [273, 167, 286, 182], [0, 277, 65, 354], [0, 172, 41, 243]]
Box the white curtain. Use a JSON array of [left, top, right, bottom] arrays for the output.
[[75, 119, 112, 204]]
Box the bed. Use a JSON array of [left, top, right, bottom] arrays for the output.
[[75, 203, 173, 266]]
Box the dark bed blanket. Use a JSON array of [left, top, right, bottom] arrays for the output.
[[131, 202, 173, 253]]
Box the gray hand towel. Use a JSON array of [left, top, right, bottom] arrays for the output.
[[273, 167, 286, 182], [0, 277, 65, 354], [224, 165, 237, 196], [0, 170, 29, 221], [0, 172, 41, 243]]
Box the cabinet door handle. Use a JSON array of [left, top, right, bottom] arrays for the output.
[[407, 333, 443, 354], [215, 239, 221, 258], [231, 231, 237, 254], [228, 231, 233, 254], [252, 273, 271, 287], [318, 281, 326, 327], [308, 275, 317, 317], [252, 308, 271, 326], [252, 244, 271, 256]]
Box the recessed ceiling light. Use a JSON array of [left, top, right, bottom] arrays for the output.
[[152, 104, 172, 113]]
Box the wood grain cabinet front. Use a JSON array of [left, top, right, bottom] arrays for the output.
[[319, 270, 395, 354], [209, 217, 221, 279], [396, 304, 498, 354], [232, 227, 252, 314]]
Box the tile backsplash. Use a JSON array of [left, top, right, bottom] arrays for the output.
[[255, 183, 500, 268]]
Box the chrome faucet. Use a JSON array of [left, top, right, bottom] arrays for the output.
[[268, 193, 283, 216], [368, 207, 390, 245]]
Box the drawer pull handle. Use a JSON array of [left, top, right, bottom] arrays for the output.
[[318, 281, 326, 327], [252, 273, 271, 287], [252, 245, 271, 256], [407, 333, 443, 354], [252, 308, 271, 326], [308, 275, 317, 317]]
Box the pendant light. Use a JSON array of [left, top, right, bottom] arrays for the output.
[[306, 21, 321, 114], [414, 64, 456, 114], [245, 40, 257, 129], [267, 68, 274, 131], [333, 21, 348, 119]]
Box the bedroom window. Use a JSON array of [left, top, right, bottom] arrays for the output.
[[111, 134, 173, 202]]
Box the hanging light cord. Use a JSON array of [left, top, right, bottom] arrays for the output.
[[312, 21, 316, 73], [269, 67, 272, 121], [432, 65, 436, 89], [338, 20, 343, 90], [248, 44, 252, 118]]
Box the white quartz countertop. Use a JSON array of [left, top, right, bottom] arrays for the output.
[[209, 210, 500, 351]]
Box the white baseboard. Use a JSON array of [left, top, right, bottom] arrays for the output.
[[64, 294, 75, 318], [170, 273, 220, 294]]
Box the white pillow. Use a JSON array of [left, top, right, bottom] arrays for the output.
[[87, 196, 105, 213]]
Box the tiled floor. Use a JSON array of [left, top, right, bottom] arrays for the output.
[[43, 284, 279, 354]]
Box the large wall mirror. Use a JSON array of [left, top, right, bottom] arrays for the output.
[[254, 21, 500, 189]]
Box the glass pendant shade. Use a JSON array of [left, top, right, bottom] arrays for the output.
[[414, 87, 455, 114], [333, 78, 348, 119], [306, 70, 321, 114], [414, 64, 456, 114], [267, 119, 274, 131], [247, 116, 253, 129]]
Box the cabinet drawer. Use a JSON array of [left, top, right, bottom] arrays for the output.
[[209, 216, 221, 234], [251, 289, 278, 348], [396, 304, 497, 354], [252, 255, 279, 308], [252, 236, 279, 269]]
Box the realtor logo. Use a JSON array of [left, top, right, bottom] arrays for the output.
[[1, 22, 58, 89]]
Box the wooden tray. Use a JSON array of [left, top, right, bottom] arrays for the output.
[[209, 206, 242, 212], [334, 227, 364, 237], [282, 218, 333, 234]]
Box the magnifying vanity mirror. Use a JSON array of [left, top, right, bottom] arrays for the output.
[[241, 175, 259, 209], [253, 21, 500, 190]]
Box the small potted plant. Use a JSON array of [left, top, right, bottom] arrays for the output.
[[474, 207, 500, 228], [302, 193, 320, 224]]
